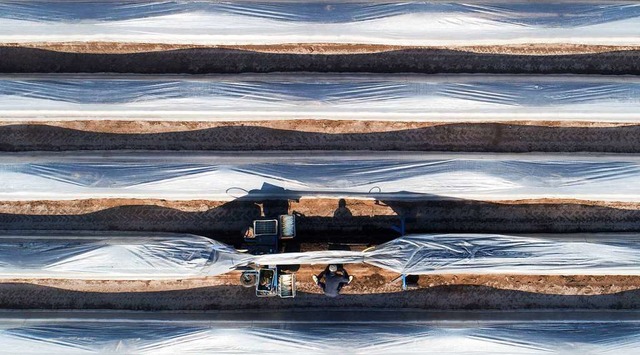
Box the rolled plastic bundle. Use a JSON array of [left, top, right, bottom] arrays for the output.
[[2, 151, 640, 202], [1, 75, 639, 122], [0, 1, 638, 46], [253, 250, 364, 266], [0, 313, 638, 353], [0, 232, 248, 279]]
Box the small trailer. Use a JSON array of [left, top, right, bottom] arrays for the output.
[[240, 266, 297, 298], [256, 267, 296, 298], [240, 214, 298, 298]]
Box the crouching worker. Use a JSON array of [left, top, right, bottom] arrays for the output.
[[312, 264, 354, 297]]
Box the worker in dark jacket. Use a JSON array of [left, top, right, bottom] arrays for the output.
[[312, 264, 353, 297]]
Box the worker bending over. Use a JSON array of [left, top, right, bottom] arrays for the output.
[[312, 264, 353, 297]]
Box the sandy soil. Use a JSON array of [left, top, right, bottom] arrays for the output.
[[5, 42, 640, 55], [2, 198, 640, 243], [6, 268, 640, 296], [2, 121, 640, 152], [0, 120, 632, 134], [0, 199, 229, 215], [1, 197, 637, 216], [1, 264, 639, 310], [2, 45, 638, 75]]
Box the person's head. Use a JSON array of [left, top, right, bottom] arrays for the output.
[[329, 264, 338, 273]]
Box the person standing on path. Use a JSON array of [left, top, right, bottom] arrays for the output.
[[312, 264, 353, 297]]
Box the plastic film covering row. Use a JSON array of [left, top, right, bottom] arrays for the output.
[[1, 314, 640, 353], [1, 232, 640, 279], [1, 1, 639, 46], [3, 152, 640, 201], [1, 75, 639, 122]]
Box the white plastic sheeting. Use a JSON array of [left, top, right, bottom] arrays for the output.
[[2, 151, 640, 201], [366, 234, 640, 275], [1, 312, 639, 354], [254, 233, 640, 275], [1, 1, 639, 46], [0, 232, 248, 279], [2, 232, 640, 279], [254, 250, 364, 266], [1, 74, 639, 122]]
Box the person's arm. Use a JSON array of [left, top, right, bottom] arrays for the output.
[[340, 268, 349, 283], [317, 265, 329, 280]]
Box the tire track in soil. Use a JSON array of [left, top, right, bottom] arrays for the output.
[[1, 46, 639, 74], [1, 200, 640, 244], [2, 123, 640, 152], [1, 283, 639, 311]]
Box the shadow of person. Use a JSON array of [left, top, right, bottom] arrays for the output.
[[333, 198, 353, 219]]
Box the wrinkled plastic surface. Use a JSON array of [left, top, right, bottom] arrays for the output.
[[254, 250, 364, 266], [0, 232, 247, 279], [256, 233, 640, 275], [1, 315, 639, 354], [1, 75, 639, 122], [1, 1, 639, 46], [2, 152, 640, 201], [366, 234, 640, 275], [3, 232, 640, 278]]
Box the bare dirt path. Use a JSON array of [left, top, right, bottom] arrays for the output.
[[2, 46, 638, 74], [6, 42, 640, 55], [2, 265, 639, 310], [1, 198, 640, 243], [2, 121, 640, 152]]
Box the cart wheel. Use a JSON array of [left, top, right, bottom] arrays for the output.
[[240, 272, 257, 287]]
